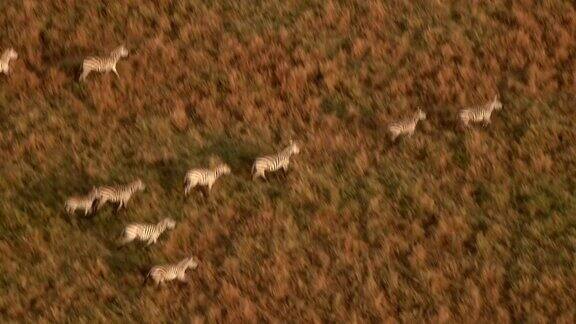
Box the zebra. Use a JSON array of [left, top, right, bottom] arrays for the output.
[[0, 48, 18, 75], [388, 108, 427, 141], [94, 179, 145, 212], [119, 217, 176, 246], [144, 256, 199, 287], [252, 140, 300, 180], [79, 45, 129, 82], [64, 187, 98, 216], [459, 95, 503, 127], [184, 164, 231, 196]]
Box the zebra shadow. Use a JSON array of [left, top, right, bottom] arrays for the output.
[[38, 44, 89, 81], [78, 207, 126, 239], [105, 244, 152, 281], [183, 186, 212, 204], [380, 134, 414, 156], [150, 158, 187, 198], [252, 169, 294, 184], [15, 167, 95, 224], [197, 136, 261, 180]]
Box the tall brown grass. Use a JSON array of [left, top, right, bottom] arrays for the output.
[[0, 0, 575, 322]]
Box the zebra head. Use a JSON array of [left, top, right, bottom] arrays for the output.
[[185, 256, 199, 270], [88, 186, 99, 198], [492, 94, 503, 110], [114, 45, 129, 58], [417, 108, 426, 120], [217, 164, 231, 175], [5, 48, 17, 60], [289, 140, 300, 155], [133, 179, 145, 191], [161, 217, 177, 229]]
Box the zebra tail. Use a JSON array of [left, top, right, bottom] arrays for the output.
[[117, 229, 128, 246], [79, 68, 89, 82], [143, 272, 151, 286], [90, 198, 99, 215], [184, 178, 190, 196]]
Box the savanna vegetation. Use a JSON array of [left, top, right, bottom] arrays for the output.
[[1, 1, 575, 322]]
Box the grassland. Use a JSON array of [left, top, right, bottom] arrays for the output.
[[0, 0, 575, 322]]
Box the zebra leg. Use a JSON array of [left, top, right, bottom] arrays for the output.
[[185, 181, 198, 197], [116, 201, 124, 212], [79, 69, 89, 82], [113, 67, 120, 78], [201, 186, 209, 198], [96, 199, 105, 211], [255, 168, 267, 181], [89, 201, 98, 216], [255, 171, 267, 181], [119, 235, 130, 246]]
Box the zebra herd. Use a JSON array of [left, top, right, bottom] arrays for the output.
[[387, 94, 503, 141], [62, 140, 300, 286], [3, 44, 504, 287]]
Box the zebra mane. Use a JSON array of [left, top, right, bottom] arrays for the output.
[[281, 144, 294, 156], [158, 218, 175, 229], [1, 49, 15, 61], [215, 164, 230, 175], [177, 256, 196, 269], [284, 140, 299, 153], [110, 46, 127, 59], [129, 179, 144, 191], [483, 100, 495, 111]]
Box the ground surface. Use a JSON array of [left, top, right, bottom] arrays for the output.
[[1, 1, 575, 322]]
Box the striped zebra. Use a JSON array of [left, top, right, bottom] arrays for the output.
[[94, 179, 145, 212], [252, 140, 300, 180], [459, 95, 503, 127], [119, 217, 176, 246], [145, 256, 199, 287], [64, 187, 98, 216], [79, 45, 129, 82], [0, 48, 18, 75], [388, 108, 427, 141], [184, 164, 231, 196]]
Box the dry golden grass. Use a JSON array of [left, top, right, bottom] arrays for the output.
[[1, 0, 575, 322]]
